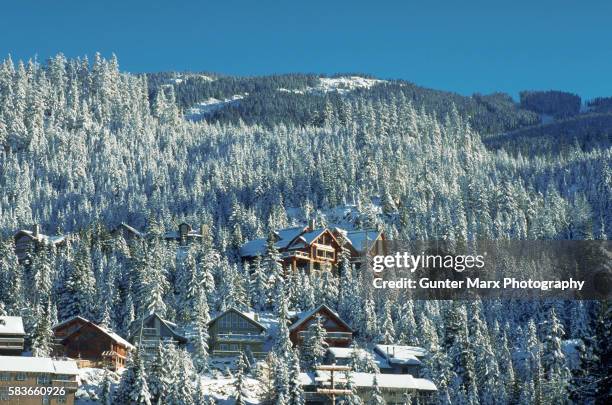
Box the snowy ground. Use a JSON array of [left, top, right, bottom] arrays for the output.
[[75, 368, 119, 404], [279, 76, 385, 95], [185, 94, 247, 120]]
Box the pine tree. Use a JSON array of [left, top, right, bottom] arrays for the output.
[[31, 300, 53, 357], [287, 349, 305, 405], [234, 352, 248, 405], [368, 374, 386, 405], [301, 315, 328, 369], [542, 307, 571, 404], [100, 368, 114, 405]]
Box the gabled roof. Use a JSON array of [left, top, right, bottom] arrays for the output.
[[239, 226, 306, 258], [344, 229, 382, 253], [130, 312, 187, 343], [289, 304, 353, 332], [53, 315, 89, 331], [14, 230, 66, 246], [54, 316, 134, 350], [0, 356, 79, 375], [114, 222, 145, 238], [0, 316, 25, 336], [208, 308, 266, 332]]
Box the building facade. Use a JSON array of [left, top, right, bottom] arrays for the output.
[[53, 316, 134, 370], [0, 316, 25, 356], [208, 308, 267, 358], [289, 304, 353, 347], [128, 313, 187, 359], [0, 357, 78, 405]]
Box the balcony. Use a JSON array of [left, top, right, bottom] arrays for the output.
[[298, 331, 352, 341], [282, 250, 311, 260], [52, 380, 78, 391], [216, 333, 265, 343]]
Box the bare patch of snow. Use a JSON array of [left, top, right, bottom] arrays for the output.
[[279, 76, 385, 95], [185, 94, 247, 121]]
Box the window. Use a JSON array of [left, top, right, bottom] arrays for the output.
[[57, 396, 67, 404], [0, 373, 9, 381], [15, 373, 26, 381], [37, 374, 50, 384], [42, 397, 51, 405], [229, 344, 239, 351], [0, 389, 8, 401], [220, 344, 229, 351]]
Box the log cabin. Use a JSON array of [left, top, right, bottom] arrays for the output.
[[239, 220, 344, 273], [13, 225, 67, 265], [52, 316, 134, 370], [289, 304, 353, 347]]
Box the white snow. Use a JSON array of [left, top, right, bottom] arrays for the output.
[[278, 76, 385, 95], [374, 344, 427, 366], [301, 371, 437, 391], [0, 316, 25, 335], [0, 356, 78, 374], [185, 94, 247, 120]]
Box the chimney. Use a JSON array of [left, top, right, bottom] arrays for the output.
[[200, 224, 207, 238], [33, 224, 40, 237], [308, 218, 316, 231]]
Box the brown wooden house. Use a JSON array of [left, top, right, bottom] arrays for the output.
[[240, 220, 344, 273], [13, 225, 67, 265], [53, 316, 134, 370], [289, 304, 353, 347]]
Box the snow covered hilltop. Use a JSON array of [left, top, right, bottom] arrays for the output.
[[0, 54, 610, 404]]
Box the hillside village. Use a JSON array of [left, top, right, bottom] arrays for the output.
[[1, 220, 439, 404], [0, 53, 609, 405]]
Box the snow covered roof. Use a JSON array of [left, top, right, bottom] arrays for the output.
[[0, 356, 78, 375], [239, 226, 305, 257], [299, 370, 437, 392], [327, 347, 391, 369], [0, 316, 25, 336], [116, 222, 144, 238], [289, 304, 353, 332], [298, 228, 327, 245], [208, 308, 266, 331], [14, 229, 66, 246], [55, 316, 134, 350], [374, 344, 427, 366], [315, 370, 437, 391], [344, 229, 381, 253]]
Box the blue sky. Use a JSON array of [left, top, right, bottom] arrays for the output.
[[2, 0, 611, 99]]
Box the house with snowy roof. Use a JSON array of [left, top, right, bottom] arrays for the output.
[[128, 313, 187, 359], [289, 304, 353, 347], [0, 356, 79, 405], [373, 344, 428, 376], [239, 219, 345, 273], [332, 228, 386, 261], [208, 308, 267, 358], [109, 222, 145, 242], [52, 316, 134, 370], [299, 369, 436, 403], [13, 224, 67, 264], [0, 316, 25, 355]]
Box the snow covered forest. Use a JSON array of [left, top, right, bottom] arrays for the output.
[[0, 54, 610, 404]]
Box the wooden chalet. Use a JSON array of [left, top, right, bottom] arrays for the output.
[[13, 225, 67, 264], [289, 304, 353, 347], [128, 313, 187, 359], [52, 316, 134, 370], [208, 308, 267, 358], [240, 220, 344, 273], [0, 316, 25, 355]]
